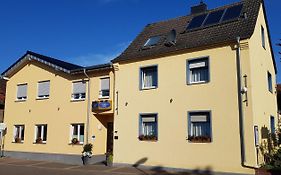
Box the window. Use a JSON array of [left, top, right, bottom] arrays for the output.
[[187, 58, 209, 84], [261, 26, 265, 48], [72, 81, 86, 100], [270, 116, 275, 133], [35, 125, 47, 143], [100, 78, 110, 98], [188, 111, 212, 143], [267, 72, 273, 93], [13, 125, 25, 143], [140, 66, 158, 89], [70, 124, 84, 144], [37, 81, 50, 99], [17, 84, 27, 100], [139, 114, 158, 141], [144, 36, 161, 47]]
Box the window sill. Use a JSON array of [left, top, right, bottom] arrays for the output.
[[187, 81, 209, 86], [186, 137, 212, 144], [99, 96, 110, 100], [71, 99, 85, 102], [15, 99, 27, 102], [12, 142, 24, 144], [68, 143, 83, 146], [141, 87, 157, 91], [139, 139, 158, 142], [33, 142, 47, 144], [36, 97, 49, 100]]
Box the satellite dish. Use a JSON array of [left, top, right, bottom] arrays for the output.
[[165, 29, 177, 47]]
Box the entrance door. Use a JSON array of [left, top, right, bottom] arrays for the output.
[[106, 122, 114, 153]]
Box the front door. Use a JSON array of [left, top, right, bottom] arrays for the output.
[[106, 122, 113, 153]]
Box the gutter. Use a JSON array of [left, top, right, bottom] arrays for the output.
[[236, 37, 257, 170], [83, 69, 91, 145]]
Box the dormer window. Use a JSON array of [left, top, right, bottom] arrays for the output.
[[144, 36, 161, 47]]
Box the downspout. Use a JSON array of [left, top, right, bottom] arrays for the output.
[[236, 37, 257, 169], [84, 69, 91, 145]]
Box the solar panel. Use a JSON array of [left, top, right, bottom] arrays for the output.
[[222, 4, 243, 22], [204, 10, 225, 26], [187, 14, 208, 30]]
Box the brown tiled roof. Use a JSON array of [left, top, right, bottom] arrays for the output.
[[113, 0, 276, 73], [0, 79, 6, 105]]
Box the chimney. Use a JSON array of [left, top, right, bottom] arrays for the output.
[[191, 1, 207, 15]]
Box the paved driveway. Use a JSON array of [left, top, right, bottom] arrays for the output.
[[0, 157, 211, 175]]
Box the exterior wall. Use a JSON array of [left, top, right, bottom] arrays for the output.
[[3, 61, 114, 156], [0, 109, 4, 123], [113, 44, 254, 174], [248, 4, 277, 163]]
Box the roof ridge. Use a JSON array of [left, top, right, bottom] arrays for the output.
[[26, 50, 83, 68]]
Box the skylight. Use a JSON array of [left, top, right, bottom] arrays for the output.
[[144, 36, 161, 47]]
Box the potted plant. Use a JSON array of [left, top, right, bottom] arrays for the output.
[[138, 135, 157, 141], [81, 143, 93, 165], [256, 131, 281, 175], [35, 137, 43, 144], [187, 136, 211, 143], [106, 151, 113, 167], [14, 137, 21, 143], [71, 138, 79, 145]]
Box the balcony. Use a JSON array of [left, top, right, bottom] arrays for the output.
[[92, 100, 112, 113]]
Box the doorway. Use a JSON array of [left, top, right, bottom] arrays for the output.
[[106, 122, 113, 153]]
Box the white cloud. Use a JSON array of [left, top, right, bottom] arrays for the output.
[[71, 41, 130, 67]]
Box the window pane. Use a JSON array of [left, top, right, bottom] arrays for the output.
[[189, 112, 211, 140], [142, 66, 157, 88], [17, 84, 27, 99], [43, 125, 47, 141], [144, 36, 160, 46], [268, 72, 272, 92], [38, 81, 50, 97], [80, 125, 84, 142], [188, 58, 209, 84]]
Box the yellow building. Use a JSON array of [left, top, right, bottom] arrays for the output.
[[111, 0, 277, 174], [1, 51, 114, 164], [0, 0, 278, 174]]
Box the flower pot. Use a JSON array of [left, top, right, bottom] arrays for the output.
[[81, 156, 91, 165]]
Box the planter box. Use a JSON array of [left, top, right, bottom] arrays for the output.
[[256, 169, 281, 175]]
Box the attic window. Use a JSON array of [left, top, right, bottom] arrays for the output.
[[144, 36, 161, 47]]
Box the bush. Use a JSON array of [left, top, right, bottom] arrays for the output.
[[263, 147, 281, 170]]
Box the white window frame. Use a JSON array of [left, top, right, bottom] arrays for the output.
[[140, 66, 158, 90], [71, 81, 86, 101], [16, 84, 27, 101], [187, 57, 209, 84], [70, 124, 84, 144], [13, 125, 25, 143], [37, 81, 50, 99], [99, 77, 110, 99], [35, 124, 47, 143]]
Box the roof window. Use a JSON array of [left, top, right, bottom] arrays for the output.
[[144, 36, 161, 47]]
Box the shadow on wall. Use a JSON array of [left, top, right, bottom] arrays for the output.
[[133, 158, 213, 175]]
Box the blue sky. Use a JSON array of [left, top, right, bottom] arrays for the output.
[[0, 0, 280, 82]]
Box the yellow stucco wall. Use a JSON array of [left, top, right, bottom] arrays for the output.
[[248, 4, 277, 164], [4, 60, 114, 156], [112, 4, 276, 174]]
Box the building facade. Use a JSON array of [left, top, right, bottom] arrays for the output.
[[2, 51, 114, 164], [112, 0, 277, 174], [1, 0, 278, 174]]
